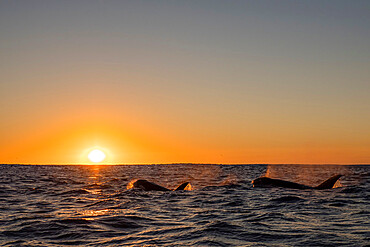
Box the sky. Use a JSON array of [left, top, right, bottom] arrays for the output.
[[0, 0, 369, 164]]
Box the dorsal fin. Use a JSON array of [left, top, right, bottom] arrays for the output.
[[315, 175, 342, 189], [174, 182, 190, 191]]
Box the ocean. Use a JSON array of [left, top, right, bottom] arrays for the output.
[[0, 164, 369, 246]]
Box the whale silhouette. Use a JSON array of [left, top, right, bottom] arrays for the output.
[[252, 174, 342, 190], [132, 179, 190, 191]]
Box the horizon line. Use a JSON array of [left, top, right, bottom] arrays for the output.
[[1, 163, 369, 166]]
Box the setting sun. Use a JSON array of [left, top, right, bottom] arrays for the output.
[[88, 149, 106, 163]]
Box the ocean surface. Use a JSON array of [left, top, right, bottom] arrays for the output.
[[0, 164, 369, 246]]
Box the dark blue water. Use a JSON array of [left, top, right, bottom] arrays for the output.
[[0, 164, 369, 246]]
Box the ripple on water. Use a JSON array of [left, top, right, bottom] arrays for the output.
[[57, 189, 91, 196], [93, 217, 142, 233], [0, 164, 368, 246], [270, 195, 306, 203]]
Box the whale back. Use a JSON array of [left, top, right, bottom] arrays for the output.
[[133, 179, 170, 191], [252, 177, 312, 189]]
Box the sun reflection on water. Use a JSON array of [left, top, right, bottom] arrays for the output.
[[81, 209, 110, 218], [333, 180, 342, 188], [184, 183, 192, 191], [126, 179, 136, 190]]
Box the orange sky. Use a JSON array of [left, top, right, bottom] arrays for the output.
[[0, 1, 369, 164]]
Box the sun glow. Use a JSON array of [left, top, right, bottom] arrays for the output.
[[88, 149, 106, 163]]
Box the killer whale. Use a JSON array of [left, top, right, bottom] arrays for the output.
[[252, 174, 342, 190], [132, 179, 190, 191]]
